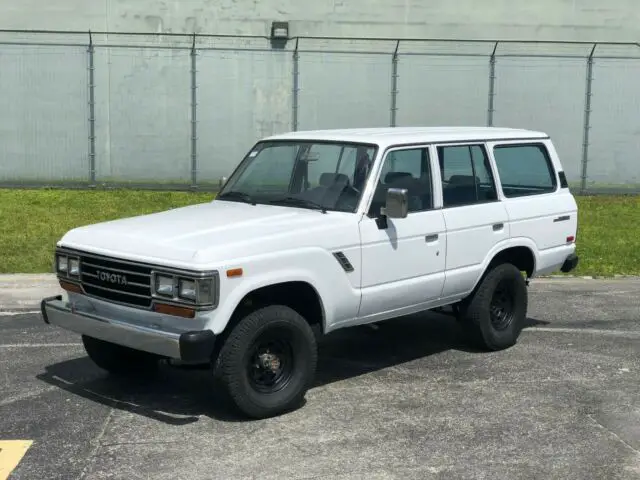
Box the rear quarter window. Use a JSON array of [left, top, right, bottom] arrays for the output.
[[492, 144, 557, 198]]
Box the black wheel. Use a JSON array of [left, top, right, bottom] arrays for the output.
[[82, 335, 160, 376], [213, 305, 318, 419], [460, 263, 528, 351]]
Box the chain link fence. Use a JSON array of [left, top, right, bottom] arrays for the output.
[[0, 31, 639, 193]]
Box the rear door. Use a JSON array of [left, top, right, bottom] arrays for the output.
[[435, 143, 510, 298], [488, 139, 578, 275]]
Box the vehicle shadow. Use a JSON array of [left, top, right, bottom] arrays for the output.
[[314, 312, 548, 387], [36, 311, 548, 424]]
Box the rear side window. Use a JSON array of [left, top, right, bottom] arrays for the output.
[[493, 144, 557, 197]]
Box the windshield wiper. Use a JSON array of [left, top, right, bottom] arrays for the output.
[[269, 196, 327, 213], [217, 191, 257, 205]]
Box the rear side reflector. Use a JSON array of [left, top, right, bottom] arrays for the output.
[[154, 303, 196, 318], [566, 236, 575, 243], [59, 280, 83, 294]]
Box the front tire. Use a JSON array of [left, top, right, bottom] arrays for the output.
[[82, 335, 160, 376], [213, 305, 318, 419], [460, 263, 528, 351]]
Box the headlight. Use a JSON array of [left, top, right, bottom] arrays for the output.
[[69, 258, 80, 276], [57, 256, 68, 273], [178, 278, 215, 304], [56, 253, 80, 277], [178, 279, 197, 300], [155, 275, 175, 296], [196, 278, 214, 305], [152, 271, 218, 308]]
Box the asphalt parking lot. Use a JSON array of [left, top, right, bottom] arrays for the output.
[[1, 278, 639, 479]]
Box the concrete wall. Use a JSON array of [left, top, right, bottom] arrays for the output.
[[0, 2, 639, 190], [1, 0, 639, 42]]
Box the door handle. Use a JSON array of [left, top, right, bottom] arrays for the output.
[[554, 215, 570, 223], [492, 223, 504, 231], [425, 234, 439, 242]]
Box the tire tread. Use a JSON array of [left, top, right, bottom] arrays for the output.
[[215, 305, 317, 419], [462, 263, 528, 351]]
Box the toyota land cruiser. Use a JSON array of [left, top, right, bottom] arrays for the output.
[[41, 127, 579, 418]]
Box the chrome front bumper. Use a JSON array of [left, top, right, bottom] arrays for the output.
[[41, 296, 215, 361]]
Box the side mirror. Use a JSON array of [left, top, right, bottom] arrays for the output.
[[219, 176, 228, 189], [382, 188, 408, 219]]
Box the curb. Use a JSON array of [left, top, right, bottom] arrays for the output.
[[0, 274, 59, 312], [0, 273, 638, 313], [0, 273, 57, 282]]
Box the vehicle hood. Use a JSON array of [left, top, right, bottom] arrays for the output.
[[59, 200, 359, 268]]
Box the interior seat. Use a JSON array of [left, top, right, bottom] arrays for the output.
[[443, 174, 479, 206]]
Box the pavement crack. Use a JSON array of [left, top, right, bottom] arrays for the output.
[[76, 405, 115, 480], [98, 440, 181, 447], [587, 413, 640, 457]]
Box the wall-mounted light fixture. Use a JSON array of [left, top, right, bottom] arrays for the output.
[[271, 21, 289, 39], [270, 21, 289, 48]]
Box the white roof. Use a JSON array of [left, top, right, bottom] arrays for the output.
[[264, 127, 547, 146]]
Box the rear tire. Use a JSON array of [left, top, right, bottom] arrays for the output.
[[460, 263, 528, 351], [213, 305, 318, 419], [82, 335, 160, 376]]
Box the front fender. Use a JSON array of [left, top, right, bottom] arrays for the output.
[[205, 247, 360, 334]]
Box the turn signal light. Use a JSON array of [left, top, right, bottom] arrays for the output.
[[226, 268, 243, 278], [153, 303, 196, 318], [59, 280, 83, 294]]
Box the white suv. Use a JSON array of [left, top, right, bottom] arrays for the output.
[[41, 127, 579, 418]]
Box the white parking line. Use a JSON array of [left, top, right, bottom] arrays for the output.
[[526, 327, 640, 338], [0, 311, 40, 316], [0, 343, 82, 348]]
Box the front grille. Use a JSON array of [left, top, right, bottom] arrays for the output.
[[79, 253, 153, 308]]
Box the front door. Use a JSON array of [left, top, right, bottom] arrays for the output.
[[357, 145, 447, 322]]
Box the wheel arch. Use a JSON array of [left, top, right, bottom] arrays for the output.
[[469, 240, 538, 296], [232, 281, 325, 327], [213, 277, 326, 335], [487, 245, 536, 277], [209, 279, 325, 368]]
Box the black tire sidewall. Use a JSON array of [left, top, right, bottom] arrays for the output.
[[217, 305, 317, 418], [239, 318, 314, 410], [467, 263, 528, 350]]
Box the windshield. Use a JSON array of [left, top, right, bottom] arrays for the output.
[[217, 140, 378, 213]]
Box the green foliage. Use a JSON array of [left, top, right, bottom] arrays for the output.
[[0, 190, 638, 277]]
